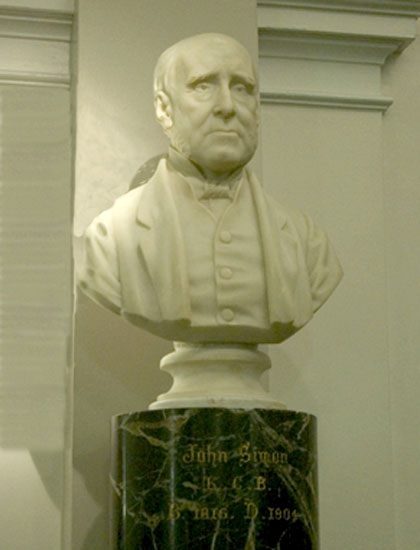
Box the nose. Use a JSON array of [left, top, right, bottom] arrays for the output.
[[213, 83, 235, 118]]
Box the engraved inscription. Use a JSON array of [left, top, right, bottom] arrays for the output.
[[267, 507, 299, 521], [182, 442, 289, 467], [255, 476, 267, 491], [183, 444, 228, 465], [245, 501, 258, 520], [172, 441, 293, 525], [202, 475, 219, 490], [239, 443, 288, 466], [168, 501, 298, 522], [193, 506, 228, 521], [168, 503, 180, 520]]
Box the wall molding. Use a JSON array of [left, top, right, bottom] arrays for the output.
[[258, 0, 420, 17], [258, 0, 419, 110], [0, 7, 72, 87], [259, 29, 411, 64], [261, 90, 393, 111]]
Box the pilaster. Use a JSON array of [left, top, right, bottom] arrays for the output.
[[0, 5, 74, 450], [0, 6, 74, 550]]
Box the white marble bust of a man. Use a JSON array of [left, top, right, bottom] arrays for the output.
[[79, 33, 343, 344]]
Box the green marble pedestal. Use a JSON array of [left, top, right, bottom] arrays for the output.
[[111, 408, 318, 549]]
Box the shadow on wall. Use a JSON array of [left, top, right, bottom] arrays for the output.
[[129, 153, 166, 190], [29, 450, 64, 510]]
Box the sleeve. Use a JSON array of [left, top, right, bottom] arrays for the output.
[[304, 213, 343, 313], [77, 208, 122, 314]]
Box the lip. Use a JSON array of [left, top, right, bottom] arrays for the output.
[[210, 129, 239, 135]]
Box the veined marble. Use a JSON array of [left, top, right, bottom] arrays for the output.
[[111, 408, 318, 549]]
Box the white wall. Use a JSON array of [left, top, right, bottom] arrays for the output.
[[0, 450, 63, 548]]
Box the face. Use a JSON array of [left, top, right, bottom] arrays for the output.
[[164, 38, 259, 177]]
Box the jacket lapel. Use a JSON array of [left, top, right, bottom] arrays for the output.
[[248, 171, 303, 325], [135, 160, 191, 321]]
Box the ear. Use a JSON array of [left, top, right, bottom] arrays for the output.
[[154, 91, 173, 131]]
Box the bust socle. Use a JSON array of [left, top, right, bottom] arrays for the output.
[[79, 33, 343, 349]]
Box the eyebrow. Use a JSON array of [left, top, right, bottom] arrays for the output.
[[187, 71, 256, 88], [187, 72, 218, 86], [232, 72, 256, 85]]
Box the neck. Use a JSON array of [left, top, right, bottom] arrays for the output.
[[168, 146, 244, 185], [192, 161, 244, 184]]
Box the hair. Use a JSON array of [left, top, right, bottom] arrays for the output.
[[153, 42, 181, 99]]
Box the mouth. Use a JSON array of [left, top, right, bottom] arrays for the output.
[[210, 129, 239, 136]]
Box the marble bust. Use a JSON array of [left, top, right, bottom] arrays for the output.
[[79, 33, 342, 346], [79, 33, 342, 408]]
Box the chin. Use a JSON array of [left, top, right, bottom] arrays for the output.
[[204, 150, 254, 173], [204, 159, 243, 174]]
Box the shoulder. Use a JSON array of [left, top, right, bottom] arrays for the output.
[[111, 183, 148, 216], [85, 159, 169, 243], [112, 159, 168, 216]]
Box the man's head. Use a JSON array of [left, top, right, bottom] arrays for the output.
[[154, 33, 259, 179]]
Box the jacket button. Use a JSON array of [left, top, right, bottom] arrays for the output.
[[221, 308, 234, 322], [219, 230, 232, 243], [220, 267, 233, 279]]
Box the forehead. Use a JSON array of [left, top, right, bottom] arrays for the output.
[[175, 40, 256, 83]]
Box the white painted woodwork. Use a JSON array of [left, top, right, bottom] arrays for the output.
[[0, 3, 74, 550], [258, 0, 420, 16], [258, 2, 420, 549], [0, 6, 72, 87], [382, 29, 420, 550], [3, 0, 73, 10], [258, 0, 419, 110], [0, 4, 73, 445]]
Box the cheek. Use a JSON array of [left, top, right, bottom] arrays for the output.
[[181, 98, 211, 116], [236, 103, 258, 124], [182, 110, 210, 137]]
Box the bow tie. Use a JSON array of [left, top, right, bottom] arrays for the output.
[[199, 182, 235, 200]]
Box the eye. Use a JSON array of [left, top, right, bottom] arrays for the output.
[[194, 81, 212, 92], [232, 83, 247, 93], [231, 81, 255, 96]]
